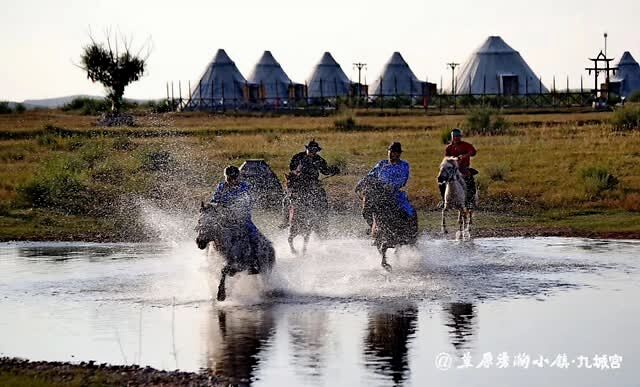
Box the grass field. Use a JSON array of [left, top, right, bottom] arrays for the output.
[[0, 108, 639, 240]]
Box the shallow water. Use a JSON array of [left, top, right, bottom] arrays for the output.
[[0, 235, 638, 386]]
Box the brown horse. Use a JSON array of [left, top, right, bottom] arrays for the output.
[[195, 202, 275, 301], [283, 173, 328, 255], [356, 176, 418, 271]]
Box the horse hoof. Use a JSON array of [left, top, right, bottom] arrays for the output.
[[382, 262, 392, 272], [216, 290, 226, 302]]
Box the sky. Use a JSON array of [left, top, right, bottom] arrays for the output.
[[1, 0, 639, 101]]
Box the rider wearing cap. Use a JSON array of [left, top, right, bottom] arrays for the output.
[[440, 128, 477, 207], [279, 140, 340, 229], [361, 142, 416, 230], [211, 165, 259, 240]]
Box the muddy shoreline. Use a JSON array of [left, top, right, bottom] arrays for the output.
[[0, 357, 225, 386]]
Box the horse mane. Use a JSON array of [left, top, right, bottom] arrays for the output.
[[440, 156, 459, 169]]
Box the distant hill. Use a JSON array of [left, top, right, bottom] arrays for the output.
[[4, 95, 158, 110]]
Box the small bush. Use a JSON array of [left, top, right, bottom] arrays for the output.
[[580, 166, 618, 199], [486, 163, 510, 182], [440, 128, 453, 144], [14, 103, 26, 113], [139, 149, 175, 172], [334, 116, 357, 130], [628, 91, 640, 103], [611, 104, 640, 131], [112, 136, 137, 151], [465, 108, 512, 135], [0, 101, 12, 114], [62, 97, 110, 115]]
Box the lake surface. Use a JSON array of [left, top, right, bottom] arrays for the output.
[[0, 236, 638, 386]]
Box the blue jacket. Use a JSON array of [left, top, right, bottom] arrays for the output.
[[365, 160, 415, 216], [210, 181, 258, 236]]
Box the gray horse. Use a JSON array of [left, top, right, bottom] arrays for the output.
[[195, 202, 275, 301], [437, 157, 477, 239]]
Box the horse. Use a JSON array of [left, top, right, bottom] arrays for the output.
[[195, 202, 275, 301], [283, 173, 328, 255], [355, 176, 418, 271], [437, 157, 477, 239]]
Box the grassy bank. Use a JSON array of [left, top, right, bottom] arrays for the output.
[[0, 109, 639, 241]]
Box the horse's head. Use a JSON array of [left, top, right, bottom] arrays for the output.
[[356, 176, 395, 210], [438, 157, 460, 184], [195, 201, 232, 250]]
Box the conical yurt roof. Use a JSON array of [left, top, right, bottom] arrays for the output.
[[612, 51, 640, 98], [190, 49, 246, 103], [247, 51, 292, 101], [307, 52, 351, 98], [370, 52, 424, 97], [453, 36, 548, 94]]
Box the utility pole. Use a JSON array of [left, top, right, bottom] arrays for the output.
[[604, 32, 608, 57], [353, 62, 367, 105], [447, 62, 459, 95]]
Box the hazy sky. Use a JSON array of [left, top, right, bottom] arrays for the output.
[[2, 0, 639, 101]]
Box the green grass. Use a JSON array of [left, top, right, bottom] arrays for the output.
[[0, 110, 639, 240]]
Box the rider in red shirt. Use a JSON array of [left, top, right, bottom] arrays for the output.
[[440, 128, 478, 207]]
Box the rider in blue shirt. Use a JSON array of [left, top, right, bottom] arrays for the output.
[[210, 166, 259, 239], [363, 142, 416, 217]]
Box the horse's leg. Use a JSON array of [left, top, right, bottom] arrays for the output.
[[456, 210, 464, 240], [380, 244, 392, 272], [302, 232, 310, 256], [441, 208, 448, 235], [288, 232, 297, 255], [217, 265, 230, 301], [464, 210, 472, 239]]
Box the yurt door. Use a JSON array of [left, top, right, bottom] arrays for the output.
[[501, 75, 519, 96]]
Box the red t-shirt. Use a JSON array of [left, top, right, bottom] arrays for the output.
[[445, 141, 477, 172]]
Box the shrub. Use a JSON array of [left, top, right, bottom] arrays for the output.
[[628, 91, 640, 103], [62, 97, 110, 115], [611, 104, 640, 131], [14, 103, 26, 113], [17, 158, 91, 214], [580, 166, 618, 199], [112, 136, 137, 151], [440, 128, 453, 144], [465, 108, 512, 135], [334, 116, 357, 130], [486, 163, 510, 182], [139, 149, 175, 172], [0, 101, 12, 114]]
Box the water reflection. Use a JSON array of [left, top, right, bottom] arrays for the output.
[[288, 310, 329, 379], [444, 303, 477, 351], [205, 307, 275, 383], [364, 306, 418, 385]]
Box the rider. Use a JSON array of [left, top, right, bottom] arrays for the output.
[[210, 165, 259, 242], [440, 128, 477, 207], [278, 139, 340, 229], [361, 142, 416, 231]]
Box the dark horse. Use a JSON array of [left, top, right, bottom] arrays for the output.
[[356, 176, 418, 271], [284, 173, 328, 255], [195, 202, 275, 301]]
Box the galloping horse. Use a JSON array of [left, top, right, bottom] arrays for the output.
[[196, 202, 275, 301], [283, 173, 328, 255], [437, 157, 477, 239], [356, 176, 418, 271]]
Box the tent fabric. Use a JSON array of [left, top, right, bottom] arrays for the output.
[[247, 51, 292, 102], [612, 51, 640, 98], [190, 49, 246, 104], [307, 52, 351, 98], [453, 36, 548, 95], [370, 52, 424, 98]]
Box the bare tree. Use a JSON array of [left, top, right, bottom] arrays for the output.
[[79, 31, 151, 113]]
